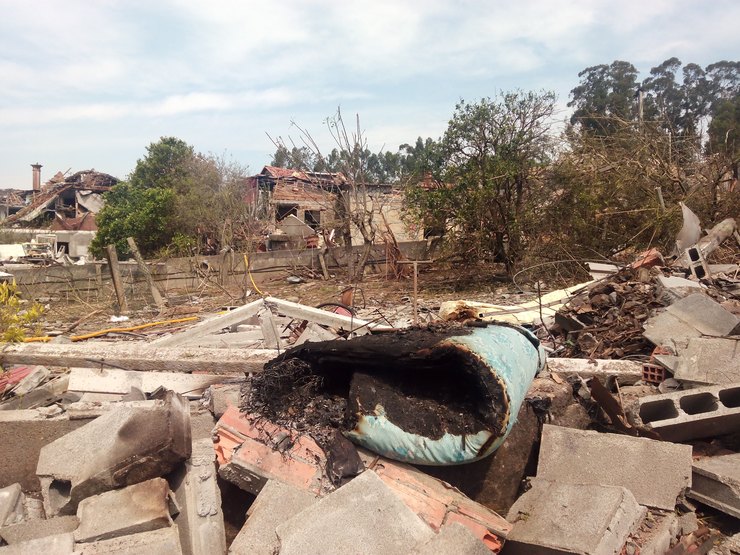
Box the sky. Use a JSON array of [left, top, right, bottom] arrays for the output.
[[1, 0, 738, 189]]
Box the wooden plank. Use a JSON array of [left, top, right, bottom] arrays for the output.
[[127, 237, 165, 309], [68, 367, 227, 398], [0, 343, 277, 374], [105, 244, 128, 314], [152, 299, 264, 347], [265, 297, 394, 335]]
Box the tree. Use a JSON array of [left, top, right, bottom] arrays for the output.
[[568, 61, 639, 135], [405, 90, 557, 274], [92, 137, 253, 258]]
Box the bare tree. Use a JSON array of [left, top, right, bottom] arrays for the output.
[[270, 109, 386, 281]]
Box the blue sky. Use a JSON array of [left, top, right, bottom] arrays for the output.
[[1, 0, 738, 189]]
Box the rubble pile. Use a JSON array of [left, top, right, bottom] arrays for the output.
[[0, 209, 739, 554], [553, 267, 664, 358]]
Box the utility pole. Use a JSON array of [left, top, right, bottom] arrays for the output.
[[637, 87, 644, 128]]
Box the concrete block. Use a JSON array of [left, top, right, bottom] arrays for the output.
[[73, 526, 182, 554], [68, 367, 226, 399], [0, 410, 90, 490], [275, 470, 434, 555], [627, 383, 740, 441], [546, 358, 644, 385], [0, 484, 23, 527], [411, 522, 491, 555], [37, 391, 190, 516], [504, 479, 645, 555], [625, 511, 680, 555], [656, 275, 704, 302], [168, 439, 226, 555], [207, 383, 241, 419], [537, 424, 692, 510], [0, 532, 74, 554], [673, 337, 740, 385], [688, 453, 740, 519], [74, 478, 173, 543], [0, 515, 79, 544], [228, 480, 317, 555]]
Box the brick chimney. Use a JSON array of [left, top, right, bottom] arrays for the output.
[[31, 163, 42, 192]]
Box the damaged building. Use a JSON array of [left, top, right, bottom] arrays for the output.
[[246, 165, 421, 250], [0, 165, 118, 260]]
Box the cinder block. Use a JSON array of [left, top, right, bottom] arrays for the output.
[[627, 383, 740, 441], [504, 479, 645, 555], [73, 526, 182, 554], [411, 522, 491, 555], [688, 453, 740, 519], [0, 515, 79, 545], [168, 439, 226, 555], [537, 424, 692, 510], [0, 484, 24, 527], [275, 470, 434, 555], [229, 480, 318, 555], [0, 532, 74, 554], [74, 478, 173, 543], [37, 390, 190, 516], [0, 410, 90, 490]]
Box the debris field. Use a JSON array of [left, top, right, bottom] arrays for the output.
[[0, 214, 739, 554]]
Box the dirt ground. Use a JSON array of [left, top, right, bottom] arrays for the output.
[[32, 262, 559, 341]]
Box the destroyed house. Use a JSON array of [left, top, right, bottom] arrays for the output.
[[0, 189, 30, 221], [246, 165, 421, 248], [2, 169, 117, 230]]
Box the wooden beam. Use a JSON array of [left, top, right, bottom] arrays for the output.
[[105, 244, 128, 314], [126, 237, 165, 309], [0, 343, 277, 374], [152, 299, 264, 347]]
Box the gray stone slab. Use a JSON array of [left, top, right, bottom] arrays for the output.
[[0, 515, 79, 544], [74, 478, 173, 543], [643, 293, 740, 350], [537, 424, 692, 510], [666, 293, 740, 336], [656, 275, 704, 303], [505, 479, 645, 555], [643, 311, 702, 350], [37, 390, 190, 516], [673, 337, 740, 385], [168, 439, 226, 555], [411, 522, 491, 555], [0, 410, 90, 491], [626, 383, 740, 442], [0, 532, 74, 554], [73, 526, 183, 554], [207, 384, 241, 419], [229, 480, 318, 555], [0, 484, 23, 527], [275, 470, 434, 555], [688, 453, 740, 519]]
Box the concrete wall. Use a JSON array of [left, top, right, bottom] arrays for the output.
[[6, 241, 428, 305]]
